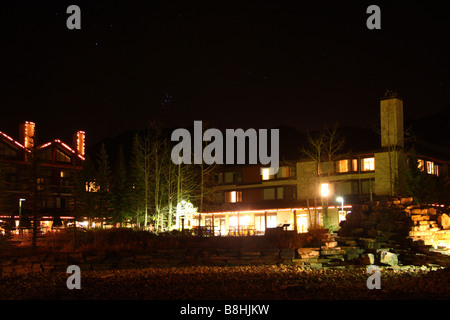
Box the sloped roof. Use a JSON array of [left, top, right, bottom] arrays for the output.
[[38, 139, 85, 160], [0, 130, 28, 151]]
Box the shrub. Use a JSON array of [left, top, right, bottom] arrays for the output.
[[304, 227, 330, 245]]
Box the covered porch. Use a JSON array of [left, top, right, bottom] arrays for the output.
[[189, 205, 351, 236]]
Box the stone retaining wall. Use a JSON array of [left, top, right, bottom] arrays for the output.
[[0, 248, 300, 278]]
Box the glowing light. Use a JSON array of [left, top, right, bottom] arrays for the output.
[[321, 183, 329, 197], [76, 131, 85, 156], [23, 121, 35, 149], [362, 157, 375, 171], [261, 168, 271, 180]]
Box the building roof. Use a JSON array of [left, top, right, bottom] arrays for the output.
[[277, 125, 381, 161]]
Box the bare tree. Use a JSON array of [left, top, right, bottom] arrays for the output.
[[301, 123, 346, 230]]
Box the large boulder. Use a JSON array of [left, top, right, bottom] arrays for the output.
[[380, 251, 398, 266], [438, 214, 450, 230], [360, 253, 375, 265]]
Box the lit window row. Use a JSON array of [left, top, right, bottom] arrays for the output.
[[261, 165, 296, 181], [336, 157, 375, 173], [418, 159, 439, 176]]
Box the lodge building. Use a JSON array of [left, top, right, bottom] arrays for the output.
[[0, 121, 85, 233], [192, 94, 450, 235]]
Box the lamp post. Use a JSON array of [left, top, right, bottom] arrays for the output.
[[18, 198, 26, 237], [336, 196, 346, 223]]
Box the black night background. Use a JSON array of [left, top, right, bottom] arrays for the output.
[[3, 1, 449, 146], [1, 0, 450, 311]]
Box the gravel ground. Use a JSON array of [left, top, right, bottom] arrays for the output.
[[1, 265, 449, 300]]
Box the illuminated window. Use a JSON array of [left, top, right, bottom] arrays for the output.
[[85, 181, 99, 192], [435, 165, 439, 177], [361, 157, 375, 171], [261, 168, 273, 180], [426, 161, 434, 175], [336, 160, 349, 173], [240, 215, 251, 226], [320, 183, 329, 197], [417, 159, 424, 172], [352, 159, 358, 172], [224, 191, 242, 203]]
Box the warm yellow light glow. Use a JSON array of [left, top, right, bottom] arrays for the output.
[[321, 183, 329, 197], [352, 159, 358, 171], [76, 131, 85, 156], [262, 168, 271, 180], [23, 121, 35, 149], [240, 215, 251, 226], [336, 160, 349, 173], [426, 161, 434, 175], [362, 157, 375, 171], [417, 159, 424, 171], [225, 191, 242, 203], [229, 216, 238, 227]]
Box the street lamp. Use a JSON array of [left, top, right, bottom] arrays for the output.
[[336, 196, 344, 211], [336, 196, 346, 223]]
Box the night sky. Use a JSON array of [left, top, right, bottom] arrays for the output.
[[3, 1, 450, 147]]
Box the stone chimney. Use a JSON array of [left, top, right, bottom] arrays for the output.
[[19, 121, 35, 149], [380, 91, 404, 148]]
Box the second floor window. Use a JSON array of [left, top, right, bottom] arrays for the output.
[[214, 171, 242, 184], [361, 157, 375, 171], [262, 165, 295, 181], [262, 187, 287, 200], [224, 191, 242, 203], [336, 160, 349, 173]]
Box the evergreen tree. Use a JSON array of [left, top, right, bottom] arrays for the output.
[[112, 144, 131, 226], [130, 133, 146, 229], [73, 155, 97, 228], [405, 148, 435, 204], [96, 143, 112, 227]]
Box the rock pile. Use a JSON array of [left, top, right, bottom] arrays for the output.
[[407, 207, 450, 253], [339, 198, 450, 254]]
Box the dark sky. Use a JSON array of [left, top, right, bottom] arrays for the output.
[[3, 1, 450, 147]]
